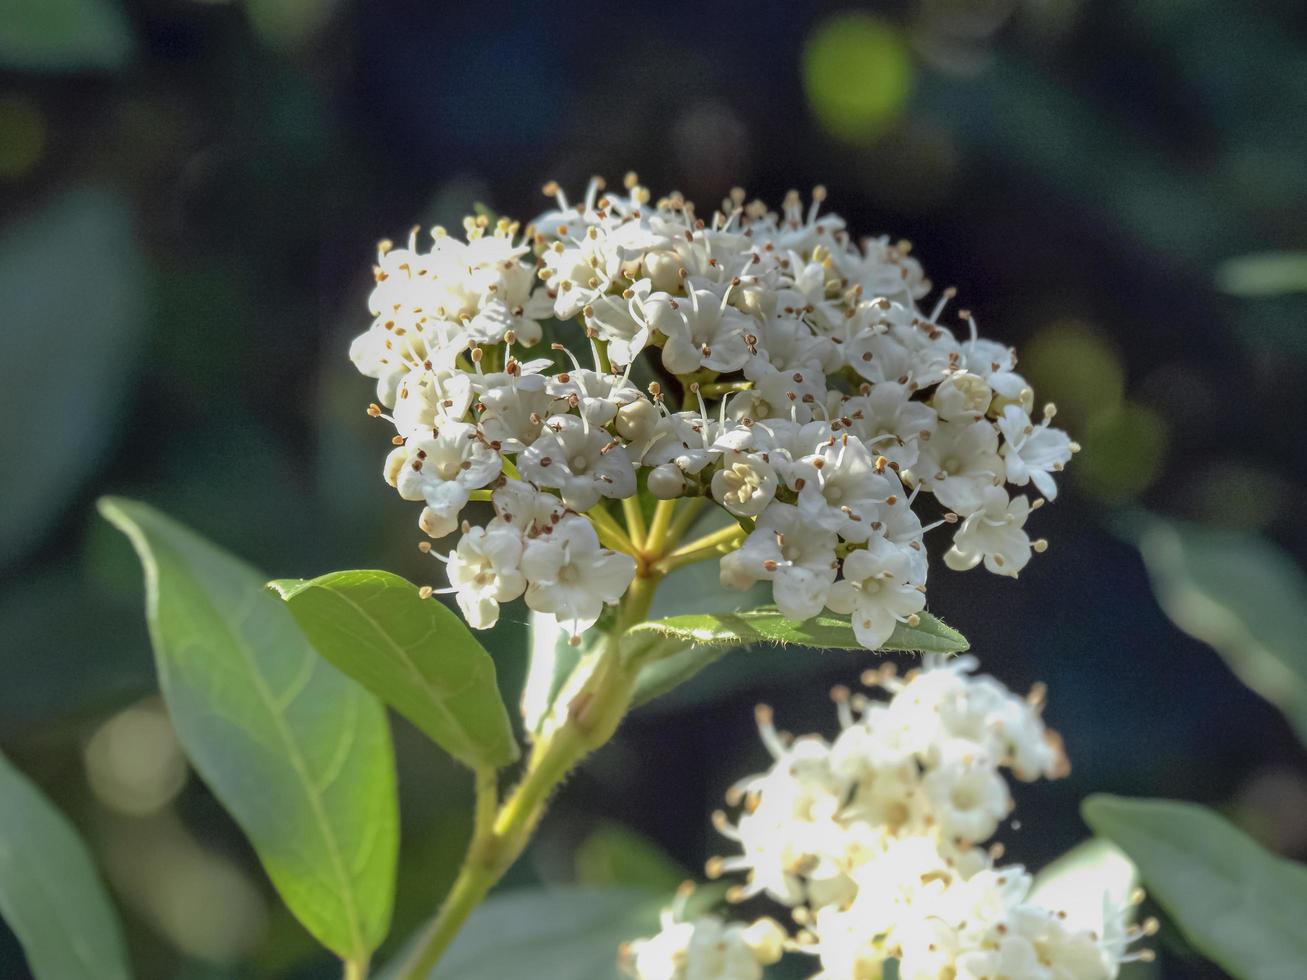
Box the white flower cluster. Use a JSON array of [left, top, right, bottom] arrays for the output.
[[351, 175, 1076, 642], [621, 894, 788, 980], [624, 658, 1155, 980]]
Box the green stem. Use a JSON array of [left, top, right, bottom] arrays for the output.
[[651, 524, 744, 575], [394, 580, 655, 980], [662, 497, 707, 552], [698, 380, 753, 398], [621, 496, 647, 551], [586, 503, 637, 555], [343, 957, 368, 980], [645, 498, 677, 555]]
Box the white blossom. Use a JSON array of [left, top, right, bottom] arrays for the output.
[[720, 503, 837, 622], [675, 660, 1149, 980], [944, 486, 1037, 578], [825, 535, 926, 650], [445, 524, 526, 629], [520, 414, 636, 511], [521, 515, 636, 637], [997, 404, 1077, 501], [352, 176, 1076, 648], [624, 908, 785, 980]]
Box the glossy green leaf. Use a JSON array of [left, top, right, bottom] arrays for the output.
[[1084, 795, 1307, 980], [1137, 519, 1307, 743], [625, 607, 968, 708], [98, 497, 398, 961], [575, 823, 688, 893], [380, 887, 660, 980], [520, 606, 622, 737], [0, 0, 132, 71], [271, 570, 518, 769], [0, 187, 148, 569], [0, 751, 133, 980]]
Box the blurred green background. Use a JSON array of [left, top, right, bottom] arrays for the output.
[[2, 0, 1306, 977]]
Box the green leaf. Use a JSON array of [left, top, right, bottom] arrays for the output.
[[575, 823, 689, 893], [98, 497, 398, 961], [1083, 795, 1307, 980], [0, 0, 132, 71], [520, 609, 585, 736], [625, 607, 968, 708], [0, 751, 133, 980], [1137, 519, 1307, 743], [381, 886, 661, 980], [1217, 252, 1307, 297], [271, 569, 518, 769], [0, 187, 148, 569]]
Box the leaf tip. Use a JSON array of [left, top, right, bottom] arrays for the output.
[[266, 578, 303, 601]]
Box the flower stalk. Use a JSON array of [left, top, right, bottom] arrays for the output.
[[397, 522, 664, 980]]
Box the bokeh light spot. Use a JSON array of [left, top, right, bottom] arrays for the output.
[[1077, 400, 1168, 504], [1024, 319, 1125, 431], [0, 93, 45, 178], [85, 697, 188, 816], [802, 13, 913, 144]]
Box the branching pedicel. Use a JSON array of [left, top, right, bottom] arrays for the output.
[[350, 174, 1077, 647]]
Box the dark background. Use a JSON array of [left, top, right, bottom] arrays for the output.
[[3, 0, 1306, 977]]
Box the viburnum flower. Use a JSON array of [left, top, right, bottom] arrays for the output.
[[621, 659, 1156, 980], [350, 174, 1078, 641], [520, 515, 636, 636], [621, 900, 787, 980]]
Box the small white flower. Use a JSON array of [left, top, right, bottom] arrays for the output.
[[825, 535, 927, 650], [392, 421, 501, 524], [944, 486, 1035, 577], [491, 478, 565, 536], [794, 435, 899, 544], [932, 371, 993, 422], [519, 415, 636, 510], [476, 373, 552, 454], [920, 755, 1011, 843], [639, 411, 721, 476], [446, 524, 526, 629], [521, 516, 636, 636], [392, 368, 473, 439], [649, 286, 753, 375], [835, 381, 937, 470], [625, 912, 784, 980], [997, 404, 1074, 501], [743, 312, 836, 381], [547, 369, 642, 428], [711, 451, 778, 518], [912, 418, 1003, 516], [720, 503, 837, 621], [584, 288, 652, 366]]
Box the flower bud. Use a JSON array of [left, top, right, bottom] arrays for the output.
[[383, 446, 408, 489], [615, 397, 658, 443], [743, 917, 786, 965], [647, 462, 685, 499], [419, 505, 458, 539], [932, 372, 991, 421], [642, 249, 683, 292], [989, 381, 1035, 418]]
